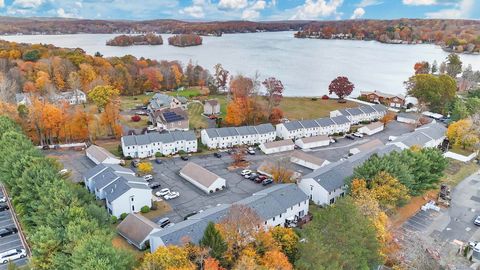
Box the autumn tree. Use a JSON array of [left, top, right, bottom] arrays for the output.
[[269, 107, 284, 125], [261, 250, 293, 270], [225, 75, 265, 126], [204, 257, 225, 270], [328, 76, 354, 102], [88, 85, 120, 111], [231, 147, 246, 166], [137, 162, 153, 175], [100, 101, 123, 138], [270, 227, 299, 263], [447, 118, 479, 150], [369, 172, 410, 211], [405, 74, 456, 114], [262, 77, 284, 116], [213, 64, 229, 92], [139, 246, 195, 270], [265, 158, 296, 183], [380, 111, 396, 125]]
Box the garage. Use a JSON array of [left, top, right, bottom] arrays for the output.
[[86, 145, 121, 165], [358, 122, 384, 136], [259, 139, 295, 155], [295, 135, 330, 149]]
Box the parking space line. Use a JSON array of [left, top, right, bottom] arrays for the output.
[[0, 239, 22, 250]]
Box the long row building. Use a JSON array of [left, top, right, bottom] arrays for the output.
[[200, 123, 276, 149]]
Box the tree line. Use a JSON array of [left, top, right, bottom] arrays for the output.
[[106, 33, 163, 46], [168, 34, 203, 47], [0, 116, 134, 269]]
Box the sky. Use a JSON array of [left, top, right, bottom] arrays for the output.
[[0, 0, 478, 21]]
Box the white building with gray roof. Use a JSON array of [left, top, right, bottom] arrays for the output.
[[121, 130, 197, 158], [276, 115, 351, 140], [330, 104, 387, 124], [387, 122, 446, 150], [200, 124, 276, 149], [179, 162, 226, 194], [147, 93, 182, 112], [149, 184, 308, 251]]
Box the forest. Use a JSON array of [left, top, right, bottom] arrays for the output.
[[168, 34, 203, 47], [106, 33, 163, 46]]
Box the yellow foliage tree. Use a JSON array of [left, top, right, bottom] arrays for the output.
[[447, 118, 479, 150], [137, 162, 153, 175], [370, 172, 410, 211], [139, 246, 195, 270], [88, 85, 120, 111], [261, 250, 293, 270]]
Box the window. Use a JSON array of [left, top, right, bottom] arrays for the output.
[[132, 205, 135, 211], [273, 217, 275, 221], [131, 197, 134, 202]]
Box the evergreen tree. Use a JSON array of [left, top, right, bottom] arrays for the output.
[[200, 222, 227, 262]]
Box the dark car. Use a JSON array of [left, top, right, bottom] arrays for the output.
[[148, 182, 161, 189], [0, 204, 9, 212], [0, 228, 17, 238], [155, 159, 162, 164], [262, 179, 274, 186], [345, 135, 355, 140], [181, 156, 189, 161], [42, 145, 50, 150], [214, 153, 222, 158], [255, 175, 267, 181]]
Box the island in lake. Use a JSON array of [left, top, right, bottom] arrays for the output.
[[168, 34, 203, 47], [106, 33, 163, 46]]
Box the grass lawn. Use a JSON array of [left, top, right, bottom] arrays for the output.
[[279, 98, 358, 120], [443, 159, 480, 187], [119, 94, 150, 111], [187, 102, 209, 130], [120, 115, 149, 129], [166, 87, 202, 98], [450, 145, 475, 156]]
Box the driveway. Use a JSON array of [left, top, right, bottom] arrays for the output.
[[46, 150, 95, 183]]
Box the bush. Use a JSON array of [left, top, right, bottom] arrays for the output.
[[140, 206, 150, 213], [131, 115, 141, 122], [322, 95, 329, 100], [120, 213, 128, 220], [124, 156, 133, 160], [178, 150, 187, 156], [155, 152, 163, 158], [338, 132, 345, 136], [311, 97, 318, 101], [111, 216, 118, 224]]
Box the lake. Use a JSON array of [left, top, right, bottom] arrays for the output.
[[2, 32, 479, 97]]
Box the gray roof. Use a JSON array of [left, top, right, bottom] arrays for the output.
[[330, 115, 350, 125], [122, 131, 196, 147], [397, 112, 421, 120], [203, 124, 275, 138], [93, 169, 121, 190], [372, 104, 387, 113], [104, 177, 150, 202], [300, 120, 319, 129], [390, 122, 446, 148], [359, 105, 375, 114], [315, 117, 335, 127], [149, 93, 174, 110], [283, 121, 304, 131], [84, 164, 108, 180], [150, 184, 307, 247], [117, 213, 160, 248], [346, 108, 364, 116], [417, 122, 446, 141], [86, 145, 118, 163]]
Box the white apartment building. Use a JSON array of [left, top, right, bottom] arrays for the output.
[[276, 115, 351, 140], [121, 131, 197, 158], [330, 104, 387, 124], [200, 124, 276, 149]]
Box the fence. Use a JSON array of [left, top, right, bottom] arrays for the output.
[[444, 151, 478, 162]]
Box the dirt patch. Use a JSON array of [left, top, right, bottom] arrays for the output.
[[390, 189, 438, 230], [112, 235, 145, 259]]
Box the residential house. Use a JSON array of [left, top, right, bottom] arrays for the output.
[[121, 130, 197, 158], [203, 100, 220, 115], [147, 93, 182, 112], [358, 121, 384, 135], [53, 89, 87, 105], [86, 144, 122, 165], [290, 150, 330, 170], [149, 184, 309, 250], [83, 163, 135, 193], [295, 135, 330, 149], [179, 162, 226, 194], [386, 122, 446, 150], [117, 213, 161, 250], [200, 124, 276, 149], [330, 104, 387, 124], [151, 107, 189, 131], [360, 90, 405, 108], [259, 139, 295, 155]]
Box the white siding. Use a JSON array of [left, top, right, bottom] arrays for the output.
[[107, 188, 152, 218], [298, 178, 346, 206]]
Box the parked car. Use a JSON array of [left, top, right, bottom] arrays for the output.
[[0, 228, 17, 238], [329, 138, 337, 143], [0, 204, 9, 212], [155, 188, 171, 197], [255, 175, 267, 181], [42, 145, 50, 150], [214, 152, 222, 158], [241, 169, 252, 176], [262, 179, 274, 186], [345, 135, 355, 140], [247, 147, 255, 155], [157, 217, 171, 228], [132, 159, 140, 167], [143, 174, 153, 181], [164, 191, 180, 200], [148, 182, 161, 189], [474, 216, 480, 226], [353, 132, 364, 138], [155, 159, 162, 164], [0, 197, 7, 203], [248, 173, 258, 180], [180, 156, 189, 161], [0, 249, 26, 264]]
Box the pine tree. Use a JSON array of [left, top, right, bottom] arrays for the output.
[[200, 222, 227, 262]]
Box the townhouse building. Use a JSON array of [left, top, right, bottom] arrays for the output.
[[121, 130, 197, 158], [200, 124, 276, 149], [275, 115, 351, 140], [330, 104, 387, 124]]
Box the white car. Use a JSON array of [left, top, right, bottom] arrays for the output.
[[143, 175, 153, 181], [155, 188, 171, 197], [353, 132, 364, 138], [241, 169, 252, 176], [164, 191, 180, 200], [0, 197, 7, 203], [474, 216, 480, 226], [0, 249, 26, 264], [59, 169, 69, 175]]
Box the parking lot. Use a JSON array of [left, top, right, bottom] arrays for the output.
[[0, 188, 28, 269], [47, 150, 95, 183]]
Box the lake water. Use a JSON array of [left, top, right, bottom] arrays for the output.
[[2, 31, 479, 97]]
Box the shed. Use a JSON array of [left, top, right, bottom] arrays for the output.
[[295, 135, 330, 149], [349, 139, 384, 155], [117, 213, 161, 250], [259, 139, 295, 155], [179, 162, 226, 194], [358, 121, 384, 135], [86, 145, 121, 165], [396, 113, 421, 125], [290, 150, 330, 170], [204, 99, 220, 115]]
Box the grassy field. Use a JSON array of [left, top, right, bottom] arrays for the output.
[[120, 115, 149, 129], [450, 145, 475, 156], [119, 94, 150, 111], [96, 140, 122, 156], [187, 102, 209, 130], [166, 87, 202, 98], [443, 159, 480, 186]]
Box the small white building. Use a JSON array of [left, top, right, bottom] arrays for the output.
[[295, 135, 330, 149], [86, 144, 122, 165], [203, 100, 220, 115], [179, 162, 226, 194], [358, 121, 384, 135], [387, 122, 446, 150], [117, 213, 161, 250], [396, 113, 421, 125], [201, 124, 276, 149], [259, 139, 295, 155], [290, 150, 330, 170]]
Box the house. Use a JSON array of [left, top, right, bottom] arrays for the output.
[[149, 184, 309, 251], [117, 213, 161, 250], [86, 144, 122, 165], [83, 164, 152, 218], [358, 121, 384, 135], [151, 107, 189, 131], [201, 124, 276, 149], [275, 115, 352, 140], [204, 100, 220, 115], [53, 89, 87, 105], [349, 139, 384, 156], [299, 144, 402, 206], [360, 90, 405, 108], [121, 130, 197, 158], [15, 93, 31, 106], [387, 122, 446, 150], [179, 162, 226, 194], [295, 135, 330, 149], [148, 93, 182, 112], [422, 111, 444, 120], [330, 104, 387, 124], [290, 150, 330, 170], [259, 139, 295, 155], [396, 112, 421, 125]]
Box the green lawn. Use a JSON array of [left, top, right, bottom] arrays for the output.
[[119, 94, 150, 111], [450, 145, 475, 156], [166, 87, 201, 98], [188, 102, 208, 130], [120, 115, 149, 129]]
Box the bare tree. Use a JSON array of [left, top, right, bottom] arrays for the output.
[[0, 72, 18, 104]]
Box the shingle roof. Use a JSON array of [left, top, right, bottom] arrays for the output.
[[255, 124, 275, 134], [121, 131, 196, 147], [331, 115, 350, 125], [300, 120, 319, 129], [86, 145, 118, 163], [389, 122, 446, 148], [359, 105, 375, 114], [290, 150, 328, 167], [346, 108, 364, 116], [298, 135, 330, 144], [93, 169, 121, 190], [104, 177, 150, 202], [315, 117, 335, 127], [363, 121, 384, 131], [84, 164, 108, 180], [180, 162, 223, 189], [372, 104, 387, 113], [262, 139, 294, 149], [283, 121, 304, 131], [416, 122, 446, 141], [149, 93, 174, 110], [203, 124, 275, 138], [397, 112, 421, 120], [117, 213, 160, 248]]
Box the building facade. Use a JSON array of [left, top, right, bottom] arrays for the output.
[[121, 131, 197, 158], [360, 90, 405, 108], [330, 104, 387, 124], [201, 124, 276, 149]]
